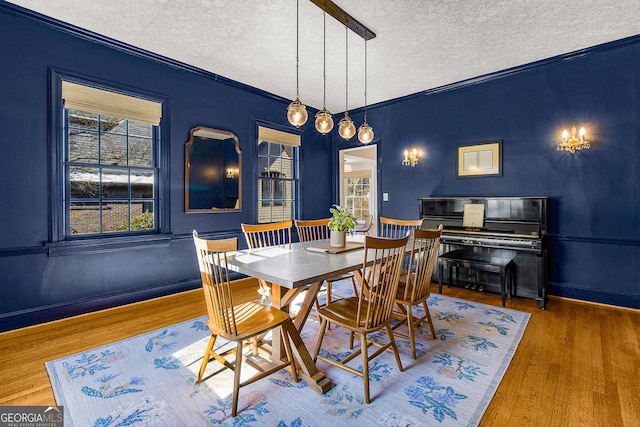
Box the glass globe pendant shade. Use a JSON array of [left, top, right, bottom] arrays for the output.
[[338, 112, 356, 140], [287, 98, 308, 127], [357, 121, 374, 144], [315, 108, 334, 135]]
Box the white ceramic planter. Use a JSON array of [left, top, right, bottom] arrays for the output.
[[330, 230, 346, 247]]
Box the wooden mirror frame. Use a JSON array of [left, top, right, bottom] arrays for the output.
[[185, 127, 242, 213]]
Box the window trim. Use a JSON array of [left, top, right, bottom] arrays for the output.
[[49, 68, 171, 251], [254, 120, 301, 224]]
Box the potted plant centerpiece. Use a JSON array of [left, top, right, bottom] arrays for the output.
[[328, 205, 357, 248]]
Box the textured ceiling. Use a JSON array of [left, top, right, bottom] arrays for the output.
[[8, 0, 640, 113]]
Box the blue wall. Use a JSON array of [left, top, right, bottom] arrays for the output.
[[340, 38, 640, 309], [0, 4, 332, 331], [1, 3, 638, 332]]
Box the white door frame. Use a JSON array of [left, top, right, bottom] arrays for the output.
[[339, 145, 378, 236]]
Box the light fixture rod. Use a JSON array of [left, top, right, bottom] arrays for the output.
[[345, 25, 348, 110], [364, 39, 368, 119], [296, 0, 300, 98], [322, 6, 327, 108], [309, 0, 376, 40]]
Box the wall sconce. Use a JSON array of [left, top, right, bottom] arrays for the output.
[[557, 125, 590, 153], [226, 168, 238, 178], [402, 148, 419, 167]]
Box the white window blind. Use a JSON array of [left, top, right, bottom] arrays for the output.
[[258, 126, 300, 147], [62, 81, 162, 126], [345, 170, 371, 179]]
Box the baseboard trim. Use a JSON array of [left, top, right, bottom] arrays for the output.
[[547, 283, 639, 310], [0, 276, 260, 334], [0, 280, 201, 333], [547, 295, 639, 312]]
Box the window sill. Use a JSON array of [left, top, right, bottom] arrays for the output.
[[46, 233, 172, 257]]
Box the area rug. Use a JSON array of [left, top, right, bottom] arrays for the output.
[[46, 285, 529, 427]]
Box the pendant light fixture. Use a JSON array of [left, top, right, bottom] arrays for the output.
[[338, 25, 356, 140], [314, 3, 334, 135], [357, 39, 374, 144], [287, 0, 308, 128]]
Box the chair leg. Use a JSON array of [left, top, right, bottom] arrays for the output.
[[231, 341, 243, 417], [197, 335, 216, 383], [312, 318, 329, 361], [252, 337, 259, 357], [311, 281, 333, 330], [360, 332, 371, 404], [406, 305, 417, 360], [349, 273, 362, 349], [350, 276, 358, 297], [385, 323, 404, 373], [326, 281, 332, 330], [422, 301, 437, 340]]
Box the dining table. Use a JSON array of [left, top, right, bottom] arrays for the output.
[[224, 238, 373, 394]]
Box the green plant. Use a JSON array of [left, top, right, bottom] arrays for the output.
[[328, 205, 357, 232], [117, 210, 154, 231]]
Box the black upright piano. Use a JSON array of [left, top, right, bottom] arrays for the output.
[[419, 196, 548, 309]]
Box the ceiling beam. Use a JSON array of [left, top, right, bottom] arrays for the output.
[[309, 0, 376, 40]]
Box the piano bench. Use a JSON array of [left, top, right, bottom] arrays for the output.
[[438, 248, 516, 306]]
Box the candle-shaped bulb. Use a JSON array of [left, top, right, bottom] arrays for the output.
[[579, 127, 586, 142], [404, 150, 409, 161], [562, 129, 569, 143]]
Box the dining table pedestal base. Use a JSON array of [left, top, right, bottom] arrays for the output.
[[271, 281, 333, 394]]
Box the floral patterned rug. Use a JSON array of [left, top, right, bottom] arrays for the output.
[[46, 284, 529, 426]]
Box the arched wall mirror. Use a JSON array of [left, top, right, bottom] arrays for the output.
[[185, 127, 242, 212]]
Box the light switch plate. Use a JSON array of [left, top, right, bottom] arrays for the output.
[[383, 192, 389, 202]]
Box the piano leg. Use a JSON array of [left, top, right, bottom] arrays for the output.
[[438, 261, 452, 293], [537, 293, 547, 310], [537, 252, 548, 309]]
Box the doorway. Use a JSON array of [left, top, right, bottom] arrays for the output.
[[339, 145, 378, 236]]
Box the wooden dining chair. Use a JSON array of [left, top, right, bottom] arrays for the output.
[[241, 220, 293, 301], [379, 216, 423, 238], [192, 230, 299, 416], [294, 218, 358, 317], [392, 225, 443, 359], [312, 234, 409, 403], [241, 219, 292, 248]]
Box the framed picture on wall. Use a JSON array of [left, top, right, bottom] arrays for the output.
[[456, 140, 502, 177]]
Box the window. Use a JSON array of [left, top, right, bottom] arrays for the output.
[[60, 80, 162, 237], [261, 170, 284, 206], [257, 126, 299, 223], [344, 176, 371, 221]]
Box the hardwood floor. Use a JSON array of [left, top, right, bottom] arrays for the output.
[[1, 279, 638, 426]]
